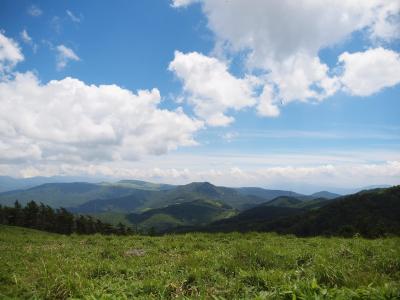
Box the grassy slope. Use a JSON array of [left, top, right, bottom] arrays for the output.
[[1, 225, 399, 299]]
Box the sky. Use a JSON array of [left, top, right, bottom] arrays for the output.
[[0, 0, 399, 193]]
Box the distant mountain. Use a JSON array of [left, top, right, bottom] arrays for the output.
[[0, 181, 271, 212], [264, 196, 303, 207], [102, 180, 175, 191], [0, 175, 106, 193], [69, 190, 156, 213], [310, 191, 340, 199], [252, 195, 333, 210], [258, 196, 331, 210], [0, 182, 137, 207], [236, 187, 306, 200], [127, 199, 237, 232], [0, 178, 360, 220], [152, 182, 268, 210], [294, 198, 331, 210], [192, 186, 400, 237]]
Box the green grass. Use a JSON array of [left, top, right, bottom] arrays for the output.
[[0, 225, 399, 299]]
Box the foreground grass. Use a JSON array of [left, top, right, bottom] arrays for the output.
[[0, 226, 399, 299]]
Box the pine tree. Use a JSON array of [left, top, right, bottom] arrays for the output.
[[12, 200, 24, 226], [24, 201, 39, 228], [55, 208, 74, 234]]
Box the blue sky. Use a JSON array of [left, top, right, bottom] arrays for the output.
[[0, 0, 399, 193]]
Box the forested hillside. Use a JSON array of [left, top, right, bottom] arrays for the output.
[[0, 201, 130, 235], [193, 186, 400, 238]]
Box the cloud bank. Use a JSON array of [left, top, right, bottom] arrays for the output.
[[0, 32, 203, 167]]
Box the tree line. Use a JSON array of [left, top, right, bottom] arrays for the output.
[[0, 200, 132, 235]]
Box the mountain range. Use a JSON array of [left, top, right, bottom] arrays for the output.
[[0, 176, 398, 236]]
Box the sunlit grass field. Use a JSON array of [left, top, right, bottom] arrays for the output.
[[1, 225, 399, 299]]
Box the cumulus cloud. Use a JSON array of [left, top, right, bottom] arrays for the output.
[[27, 5, 42, 17], [0, 32, 203, 167], [169, 51, 257, 126], [0, 32, 24, 73], [0, 72, 203, 164], [172, 0, 400, 113], [56, 45, 80, 70], [339, 47, 400, 96]]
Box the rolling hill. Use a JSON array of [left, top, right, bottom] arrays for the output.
[[67, 182, 274, 213], [263, 196, 331, 210], [264, 196, 303, 207], [236, 187, 306, 200], [127, 199, 237, 232], [68, 190, 156, 213], [310, 191, 340, 199], [0, 182, 138, 207], [0, 175, 106, 193]]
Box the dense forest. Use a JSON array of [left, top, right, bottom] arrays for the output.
[[0, 201, 131, 235], [191, 186, 400, 238]]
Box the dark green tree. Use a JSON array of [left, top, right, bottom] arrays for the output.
[[23, 201, 39, 228]]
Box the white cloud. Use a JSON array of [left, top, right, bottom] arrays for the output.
[[66, 10, 82, 23], [369, 1, 400, 42], [0, 32, 24, 73], [56, 45, 80, 70], [339, 47, 400, 96], [257, 84, 279, 117], [20, 29, 38, 53], [27, 5, 42, 17], [221, 131, 238, 143], [267, 54, 340, 103], [0, 32, 203, 166], [171, 0, 197, 8], [20, 30, 32, 44], [0, 72, 203, 164], [5, 158, 399, 193], [169, 51, 257, 126], [173, 0, 400, 108]]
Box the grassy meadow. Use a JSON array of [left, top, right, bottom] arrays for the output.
[[0, 225, 399, 299]]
